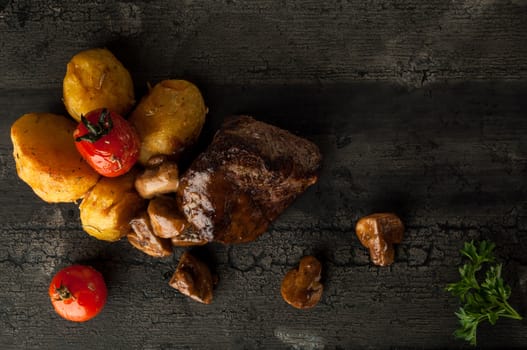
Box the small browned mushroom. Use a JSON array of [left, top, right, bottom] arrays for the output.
[[146, 196, 208, 246], [169, 251, 214, 304], [147, 195, 187, 238], [355, 213, 404, 266], [127, 212, 173, 257], [134, 157, 179, 199], [280, 256, 323, 309]]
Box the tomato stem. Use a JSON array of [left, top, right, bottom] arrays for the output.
[[56, 282, 73, 301], [75, 108, 113, 143]]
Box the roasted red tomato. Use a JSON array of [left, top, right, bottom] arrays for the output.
[[74, 108, 140, 177], [49, 265, 108, 322]]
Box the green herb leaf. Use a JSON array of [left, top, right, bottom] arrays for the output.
[[445, 240, 522, 346]]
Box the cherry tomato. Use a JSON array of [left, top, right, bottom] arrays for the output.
[[74, 108, 140, 177], [49, 265, 108, 322]]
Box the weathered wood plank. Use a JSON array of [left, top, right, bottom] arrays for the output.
[[0, 1, 526, 90], [1, 0, 527, 348]]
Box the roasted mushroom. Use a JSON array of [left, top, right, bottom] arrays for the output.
[[127, 212, 173, 257], [134, 157, 179, 199], [146, 196, 207, 246], [147, 196, 187, 238], [280, 256, 323, 309], [355, 213, 404, 266], [169, 251, 214, 304]]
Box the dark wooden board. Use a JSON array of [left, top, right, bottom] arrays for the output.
[[1, 1, 527, 349]]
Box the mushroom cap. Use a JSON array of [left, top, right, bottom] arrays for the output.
[[280, 256, 323, 309], [355, 213, 404, 266]]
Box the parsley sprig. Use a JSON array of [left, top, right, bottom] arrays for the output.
[[446, 240, 522, 346]]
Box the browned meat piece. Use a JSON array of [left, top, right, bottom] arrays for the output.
[[147, 196, 187, 238], [127, 212, 173, 257], [169, 251, 214, 304], [134, 156, 179, 199], [177, 116, 322, 244], [171, 226, 209, 246]]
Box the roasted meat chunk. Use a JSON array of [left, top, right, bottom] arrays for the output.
[[177, 116, 322, 244], [169, 251, 214, 304], [170, 226, 209, 246]]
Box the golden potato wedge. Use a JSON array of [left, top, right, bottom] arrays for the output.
[[129, 80, 207, 165], [11, 113, 100, 203], [63, 48, 135, 122], [79, 170, 145, 242]]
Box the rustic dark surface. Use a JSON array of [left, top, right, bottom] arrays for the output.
[[1, 1, 527, 349]]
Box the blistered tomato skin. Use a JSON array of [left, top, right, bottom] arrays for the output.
[[74, 108, 140, 177], [49, 265, 107, 322]]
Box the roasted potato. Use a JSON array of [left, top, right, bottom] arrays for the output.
[[63, 48, 135, 122], [129, 80, 207, 165], [79, 170, 145, 241], [11, 113, 100, 203]]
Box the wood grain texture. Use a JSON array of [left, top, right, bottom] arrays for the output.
[[1, 0, 527, 349], [0, 0, 526, 90]]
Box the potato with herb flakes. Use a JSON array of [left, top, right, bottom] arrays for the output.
[[129, 80, 207, 165], [63, 48, 135, 122], [11, 113, 100, 203], [79, 170, 145, 242]]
